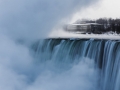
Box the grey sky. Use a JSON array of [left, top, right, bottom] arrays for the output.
[[70, 0, 120, 22]]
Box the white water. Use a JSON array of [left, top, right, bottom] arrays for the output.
[[26, 58, 98, 90], [31, 39, 120, 90], [1, 34, 120, 90], [28, 39, 99, 90], [0, 0, 110, 90], [0, 34, 98, 90]]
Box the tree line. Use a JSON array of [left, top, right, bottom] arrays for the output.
[[76, 18, 120, 33]]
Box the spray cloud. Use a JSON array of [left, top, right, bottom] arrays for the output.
[[0, 0, 100, 90]]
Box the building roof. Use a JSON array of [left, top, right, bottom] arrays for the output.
[[68, 23, 103, 26]]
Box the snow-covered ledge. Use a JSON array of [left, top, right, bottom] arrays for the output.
[[48, 30, 120, 40]]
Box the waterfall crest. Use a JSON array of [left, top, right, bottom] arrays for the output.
[[32, 39, 120, 90]]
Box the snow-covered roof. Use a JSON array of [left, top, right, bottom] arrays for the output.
[[68, 23, 103, 26]]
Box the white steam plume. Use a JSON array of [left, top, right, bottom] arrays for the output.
[[0, 0, 100, 90], [0, 0, 99, 40]]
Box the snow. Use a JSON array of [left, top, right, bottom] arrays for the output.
[[48, 30, 120, 40]]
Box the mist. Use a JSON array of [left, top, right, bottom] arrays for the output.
[[0, 0, 100, 90], [0, 34, 99, 90], [0, 0, 99, 40]]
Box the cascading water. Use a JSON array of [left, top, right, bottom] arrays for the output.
[[31, 39, 120, 90]]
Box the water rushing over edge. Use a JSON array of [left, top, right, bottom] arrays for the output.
[[32, 39, 120, 90]]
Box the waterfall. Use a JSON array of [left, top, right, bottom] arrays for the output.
[[32, 39, 120, 90]]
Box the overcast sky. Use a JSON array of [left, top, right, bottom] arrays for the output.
[[70, 0, 120, 23]]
